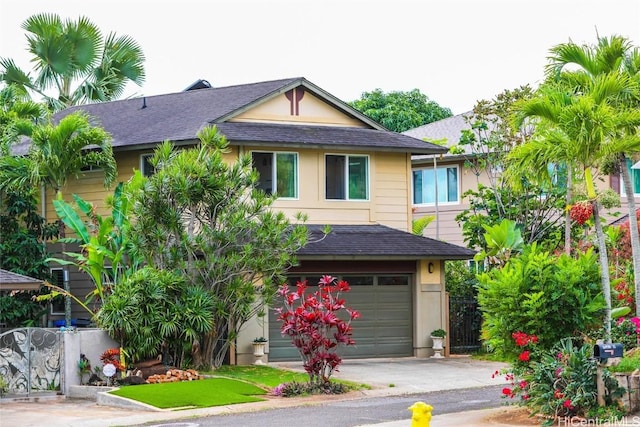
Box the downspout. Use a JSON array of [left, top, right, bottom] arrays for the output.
[[40, 185, 46, 217], [433, 155, 439, 240]]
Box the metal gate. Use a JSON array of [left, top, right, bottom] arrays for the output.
[[0, 328, 61, 396], [449, 298, 482, 354]]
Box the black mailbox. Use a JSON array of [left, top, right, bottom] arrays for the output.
[[594, 343, 624, 360]]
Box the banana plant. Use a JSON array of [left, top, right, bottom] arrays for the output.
[[43, 180, 141, 317]]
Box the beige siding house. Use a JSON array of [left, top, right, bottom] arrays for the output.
[[404, 113, 640, 247], [16, 77, 475, 364]]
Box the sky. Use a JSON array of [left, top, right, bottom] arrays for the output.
[[1, 0, 639, 115]]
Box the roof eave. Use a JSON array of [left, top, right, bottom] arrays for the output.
[[296, 254, 475, 261]]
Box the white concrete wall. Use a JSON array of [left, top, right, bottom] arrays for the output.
[[62, 329, 118, 395]]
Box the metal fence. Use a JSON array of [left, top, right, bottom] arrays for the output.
[[0, 328, 61, 396], [449, 298, 482, 354]]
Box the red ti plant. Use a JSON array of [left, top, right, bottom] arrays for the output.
[[276, 275, 360, 384]]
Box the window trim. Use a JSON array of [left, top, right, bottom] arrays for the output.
[[412, 164, 460, 206], [324, 153, 370, 201], [251, 150, 299, 200], [140, 153, 155, 177], [620, 159, 640, 197]]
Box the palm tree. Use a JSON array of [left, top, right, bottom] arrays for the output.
[[546, 35, 640, 317], [509, 73, 640, 343], [0, 111, 117, 325], [0, 13, 145, 111], [0, 85, 47, 152]]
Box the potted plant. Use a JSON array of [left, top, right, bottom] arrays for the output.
[[77, 354, 92, 385], [430, 329, 446, 358], [252, 337, 268, 364]]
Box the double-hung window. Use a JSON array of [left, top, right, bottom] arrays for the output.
[[413, 166, 459, 205], [325, 154, 369, 201], [252, 151, 298, 199]]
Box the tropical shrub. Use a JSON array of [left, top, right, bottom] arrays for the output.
[[98, 267, 214, 367], [498, 336, 624, 424], [444, 260, 479, 298], [276, 275, 360, 384], [591, 317, 640, 353], [477, 243, 605, 355]]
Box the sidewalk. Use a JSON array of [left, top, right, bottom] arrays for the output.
[[3, 357, 635, 426]]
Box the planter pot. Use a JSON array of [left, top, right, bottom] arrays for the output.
[[430, 336, 445, 359], [252, 343, 266, 365]]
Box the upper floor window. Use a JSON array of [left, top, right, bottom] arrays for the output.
[[621, 158, 640, 197], [413, 166, 459, 205], [140, 154, 156, 177], [325, 154, 369, 201], [251, 151, 298, 199]]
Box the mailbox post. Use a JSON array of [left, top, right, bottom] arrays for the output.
[[594, 343, 624, 406]]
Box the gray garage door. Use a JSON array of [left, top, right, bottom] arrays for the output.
[[268, 274, 413, 361]]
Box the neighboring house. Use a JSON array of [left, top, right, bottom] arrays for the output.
[[404, 113, 640, 247], [13, 77, 475, 364]]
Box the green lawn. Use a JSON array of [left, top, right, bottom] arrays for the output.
[[211, 365, 309, 387], [109, 377, 267, 409], [109, 364, 367, 410]]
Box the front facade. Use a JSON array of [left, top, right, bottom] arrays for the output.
[[15, 77, 475, 363]]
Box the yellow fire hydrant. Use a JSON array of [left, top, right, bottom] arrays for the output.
[[408, 401, 433, 427]]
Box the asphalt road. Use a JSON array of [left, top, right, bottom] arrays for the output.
[[142, 384, 504, 427]]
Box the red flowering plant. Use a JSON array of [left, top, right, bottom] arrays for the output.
[[494, 331, 538, 401], [100, 348, 126, 372], [276, 275, 360, 385], [500, 337, 625, 423]]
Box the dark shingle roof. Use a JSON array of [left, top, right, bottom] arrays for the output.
[[298, 224, 475, 260], [215, 122, 446, 153], [12, 77, 447, 156], [0, 269, 43, 291]]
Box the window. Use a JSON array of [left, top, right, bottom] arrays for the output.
[[413, 166, 459, 205], [80, 165, 102, 172], [140, 154, 156, 177], [621, 159, 640, 197], [325, 154, 369, 200], [251, 152, 298, 198], [50, 268, 66, 315]]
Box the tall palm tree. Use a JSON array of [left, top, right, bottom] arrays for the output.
[[0, 111, 117, 325], [509, 73, 640, 343], [547, 35, 640, 317], [0, 85, 48, 153], [0, 13, 145, 111]]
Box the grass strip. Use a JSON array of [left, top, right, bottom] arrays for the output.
[[109, 378, 267, 409]]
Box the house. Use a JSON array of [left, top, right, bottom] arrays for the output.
[[14, 77, 475, 363], [404, 112, 640, 247]]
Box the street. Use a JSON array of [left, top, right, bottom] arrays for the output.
[[145, 384, 505, 427]]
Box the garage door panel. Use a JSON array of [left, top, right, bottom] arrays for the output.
[[268, 275, 413, 361]]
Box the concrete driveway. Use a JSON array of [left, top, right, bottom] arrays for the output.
[[272, 355, 508, 394]]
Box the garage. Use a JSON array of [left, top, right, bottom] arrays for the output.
[[267, 273, 414, 361]]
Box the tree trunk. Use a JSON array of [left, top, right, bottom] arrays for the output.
[[564, 169, 573, 255], [619, 156, 640, 317], [593, 201, 612, 343]]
